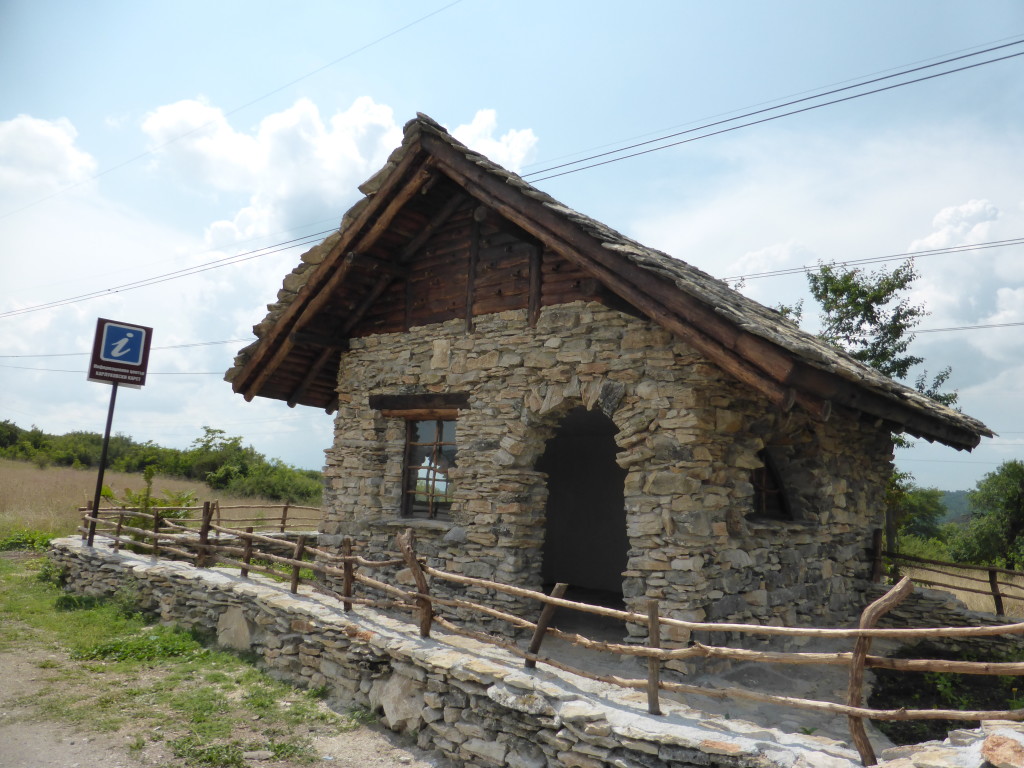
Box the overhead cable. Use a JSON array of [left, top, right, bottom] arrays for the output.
[[526, 47, 1024, 182]]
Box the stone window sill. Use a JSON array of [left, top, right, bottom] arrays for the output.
[[371, 517, 455, 532], [744, 515, 816, 529]]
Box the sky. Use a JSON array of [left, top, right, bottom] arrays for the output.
[[1, 1, 1022, 493]]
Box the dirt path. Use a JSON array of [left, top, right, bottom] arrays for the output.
[[0, 645, 440, 768]]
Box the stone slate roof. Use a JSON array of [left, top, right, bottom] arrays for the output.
[[227, 114, 992, 451]]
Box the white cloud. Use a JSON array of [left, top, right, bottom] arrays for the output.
[[0, 114, 97, 192], [452, 109, 538, 172], [142, 96, 403, 244], [908, 199, 1000, 252]]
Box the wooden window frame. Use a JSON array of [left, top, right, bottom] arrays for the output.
[[750, 451, 793, 522], [401, 415, 457, 520]]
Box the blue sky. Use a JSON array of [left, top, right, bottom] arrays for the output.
[[1, 1, 1022, 492]]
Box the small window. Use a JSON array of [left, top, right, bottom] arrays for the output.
[[404, 419, 457, 519], [750, 452, 792, 521]]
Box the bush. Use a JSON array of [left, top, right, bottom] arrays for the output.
[[0, 529, 53, 552]]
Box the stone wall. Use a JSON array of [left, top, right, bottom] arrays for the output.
[[320, 301, 894, 647], [50, 537, 879, 768]]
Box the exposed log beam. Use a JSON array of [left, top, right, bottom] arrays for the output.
[[528, 246, 542, 327], [420, 134, 826, 419], [288, 331, 350, 349], [242, 252, 359, 402], [282, 193, 472, 407], [465, 213, 481, 332], [287, 347, 338, 408], [233, 150, 432, 400], [420, 133, 983, 444]]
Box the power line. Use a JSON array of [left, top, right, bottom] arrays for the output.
[[0, 363, 222, 374], [526, 47, 1024, 183], [723, 237, 1024, 281], [0, 231, 332, 319], [0, 1, 466, 223], [521, 33, 1024, 173], [0, 339, 255, 359]]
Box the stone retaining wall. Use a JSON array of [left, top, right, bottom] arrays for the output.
[[52, 539, 1024, 768], [51, 537, 871, 768]]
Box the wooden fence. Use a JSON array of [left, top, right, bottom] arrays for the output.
[[79, 511, 1024, 767], [885, 550, 1024, 617], [80, 499, 320, 547]]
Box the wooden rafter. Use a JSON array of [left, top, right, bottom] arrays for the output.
[[279, 191, 472, 408], [419, 132, 983, 447], [233, 152, 434, 401]]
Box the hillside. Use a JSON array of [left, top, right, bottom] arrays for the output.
[[0, 420, 321, 505]]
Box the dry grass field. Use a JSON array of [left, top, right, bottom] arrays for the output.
[[902, 563, 1024, 618], [0, 458, 319, 537]]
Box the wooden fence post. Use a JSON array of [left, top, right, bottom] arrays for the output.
[[848, 576, 914, 766], [525, 583, 568, 668], [152, 510, 162, 558], [241, 527, 253, 578], [342, 536, 354, 612], [197, 501, 213, 567], [113, 511, 124, 552], [871, 528, 884, 583], [290, 535, 307, 594], [280, 503, 290, 533], [989, 568, 1005, 616], [81, 502, 91, 541], [647, 599, 663, 716], [397, 528, 432, 638]]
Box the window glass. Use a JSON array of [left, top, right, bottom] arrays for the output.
[[404, 419, 457, 520]]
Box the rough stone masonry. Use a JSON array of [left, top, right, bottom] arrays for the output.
[[318, 301, 893, 656], [50, 537, 1024, 768]]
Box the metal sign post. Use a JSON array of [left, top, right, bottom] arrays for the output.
[[86, 318, 153, 546]]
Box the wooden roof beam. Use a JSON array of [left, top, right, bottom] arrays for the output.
[[420, 134, 832, 420], [281, 191, 472, 407], [234, 154, 435, 400]]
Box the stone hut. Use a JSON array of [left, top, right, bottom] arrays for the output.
[[226, 114, 991, 642]]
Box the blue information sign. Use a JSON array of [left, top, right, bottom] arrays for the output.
[[99, 323, 146, 366], [88, 318, 153, 388]]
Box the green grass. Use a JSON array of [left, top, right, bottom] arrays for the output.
[[0, 548, 346, 765]]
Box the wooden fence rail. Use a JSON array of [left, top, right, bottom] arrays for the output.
[[78, 513, 1024, 767], [885, 550, 1024, 617]]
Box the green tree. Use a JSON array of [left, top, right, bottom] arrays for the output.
[[798, 259, 959, 554], [807, 259, 956, 406], [948, 460, 1024, 567]]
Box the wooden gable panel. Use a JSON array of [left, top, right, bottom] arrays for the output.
[[348, 197, 629, 337]]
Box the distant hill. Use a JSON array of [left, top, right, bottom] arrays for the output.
[[940, 490, 971, 523]]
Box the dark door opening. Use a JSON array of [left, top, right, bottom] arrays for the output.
[[537, 406, 628, 635]]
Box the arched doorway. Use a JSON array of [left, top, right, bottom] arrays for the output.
[[537, 406, 628, 613]]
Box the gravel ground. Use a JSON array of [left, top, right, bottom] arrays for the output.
[[0, 642, 442, 768]]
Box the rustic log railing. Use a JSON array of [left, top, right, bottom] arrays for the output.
[[885, 550, 1024, 617], [78, 501, 321, 537], [77, 514, 1024, 767]]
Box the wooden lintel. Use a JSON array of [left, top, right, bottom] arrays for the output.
[[381, 408, 459, 420], [370, 393, 470, 411]]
